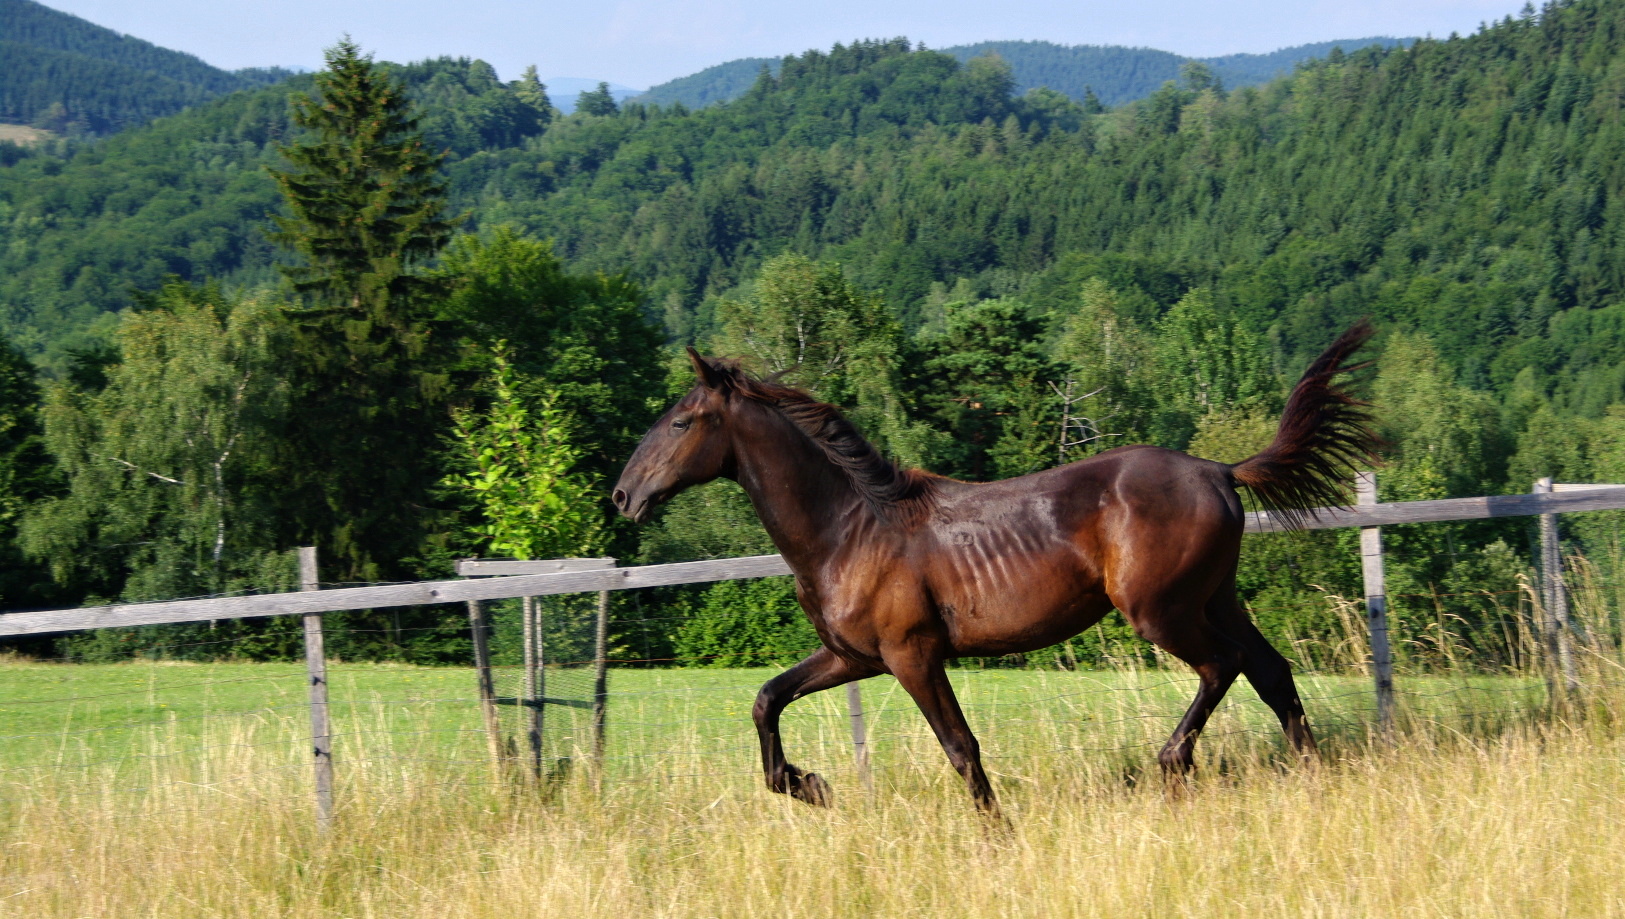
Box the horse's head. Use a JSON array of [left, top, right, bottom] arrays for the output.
[[613, 348, 740, 523]]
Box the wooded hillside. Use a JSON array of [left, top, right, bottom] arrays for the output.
[[0, 0, 295, 135], [4, 1, 1625, 668], [633, 37, 1413, 111]]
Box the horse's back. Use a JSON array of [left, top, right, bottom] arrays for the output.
[[893, 445, 1242, 655], [933, 444, 1241, 532]]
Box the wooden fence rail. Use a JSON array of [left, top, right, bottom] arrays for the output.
[[6, 486, 1625, 639], [0, 555, 793, 637]]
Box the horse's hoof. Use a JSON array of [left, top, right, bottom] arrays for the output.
[[791, 771, 832, 807]]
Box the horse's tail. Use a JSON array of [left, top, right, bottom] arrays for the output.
[[1229, 320, 1384, 530]]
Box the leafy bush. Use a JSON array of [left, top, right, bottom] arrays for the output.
[[671, 576, 818, 667]]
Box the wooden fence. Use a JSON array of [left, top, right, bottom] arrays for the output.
[[4, 476, 1623, 826]]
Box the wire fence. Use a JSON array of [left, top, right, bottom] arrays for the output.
[[0, 595, 1600, 826], [5, 480, 1625, 829]]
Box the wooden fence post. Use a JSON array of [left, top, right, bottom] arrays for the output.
[[1356, 473, 1396, 732], [522, 595, 544, 778], [1534, 478, 1579, 700], [299, 547, 333, 832], [846, 682, 871, 792], [592, 587, 610, 787], [467, 599, 505, 777]]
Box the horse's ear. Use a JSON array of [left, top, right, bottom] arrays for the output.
[[686, 346, 723, 390]]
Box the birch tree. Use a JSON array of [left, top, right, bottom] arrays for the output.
[[21, 283, 289, 601]]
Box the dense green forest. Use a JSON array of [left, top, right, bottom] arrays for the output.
[[0, 0, 295, 135], [3, 1, 1625, 671], [633, 36, 1413, 111]]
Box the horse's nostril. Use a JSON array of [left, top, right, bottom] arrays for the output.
[[612, 489, 628, 510]]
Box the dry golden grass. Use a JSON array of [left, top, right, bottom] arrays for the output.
[[3, 660, 1623, 918]]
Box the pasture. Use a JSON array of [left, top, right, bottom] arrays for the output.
[[3, 657, 1620, 917]]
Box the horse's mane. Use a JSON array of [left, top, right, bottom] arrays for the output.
[[704, 360, 938, 520]]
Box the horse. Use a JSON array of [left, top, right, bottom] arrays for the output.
[[613, 322, 1380, 818]]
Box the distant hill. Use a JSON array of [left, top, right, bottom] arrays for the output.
[[1201, 37, 1413, 86], [634, 58, 776, 109], [0, 0, 296, 135], [941, 40, 1186, 107], [545, 77, 644, 114], [633, 36, 1413, 110]]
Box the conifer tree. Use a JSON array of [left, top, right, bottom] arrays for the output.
[[269, 38, 455, 311], [575, 81, 619, 116], [267, 38, 459, 581], [0, 333, 55, 608], [513, 65, 554, 123]]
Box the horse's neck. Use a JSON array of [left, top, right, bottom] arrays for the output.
[[729, 403, 863, 569]]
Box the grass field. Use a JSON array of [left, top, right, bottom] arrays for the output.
[[0, 123, 54, 146], [1, 657, 1619, 917]]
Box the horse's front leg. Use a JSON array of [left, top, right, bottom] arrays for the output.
[[885, 640, 1003, 820], [753, 647, 876, 806]]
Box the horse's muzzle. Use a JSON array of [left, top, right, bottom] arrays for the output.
[[612, 485, 657, 523]]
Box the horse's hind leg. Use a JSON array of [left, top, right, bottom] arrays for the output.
[[1210, 604, 1319, 761], [1124, 600, 1246, 778], [753, 647, 876, 806]]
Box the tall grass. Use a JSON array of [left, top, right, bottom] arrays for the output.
[[2, 650, 1622, 918]]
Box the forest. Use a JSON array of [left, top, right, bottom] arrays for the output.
[[1, 0, 1624, 670], [0, 0, 296, 136], [635, 35, 1413, 112]]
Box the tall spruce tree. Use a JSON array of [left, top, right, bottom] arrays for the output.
[[0, 333, 56, 609], [268, 39, 459, 581]]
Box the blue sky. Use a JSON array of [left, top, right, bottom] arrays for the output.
[[39, 0, 1527, 90]]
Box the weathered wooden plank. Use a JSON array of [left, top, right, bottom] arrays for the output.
[[299, 547, 334, 832], [455, 558, 617, 577], [592, 588, 610, 775], [1536, 478, 1579, 699], [493, 696, 594, 710], [1243, 486, 1625, 533], [522, 595, 543, 776], [10, 486, 1625, 639], [1356, 474, 1394, 732], [0, 555, 794, 637], [468, 598, 505, 775], [436, 554, 794, 601], [847, 682, 871, 792]]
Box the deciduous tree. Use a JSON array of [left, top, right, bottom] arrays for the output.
[[20, 282, 289, 602]]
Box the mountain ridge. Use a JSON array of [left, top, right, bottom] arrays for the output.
[[0, 0, 297, 134], [631, 35, 1415, 110]]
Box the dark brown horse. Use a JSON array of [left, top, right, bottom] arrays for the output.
[[614, 323, 1379, 817]]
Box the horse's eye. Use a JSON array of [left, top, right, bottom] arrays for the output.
[[672, 418, 691, 431]]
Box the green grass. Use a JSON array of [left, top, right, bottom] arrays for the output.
[[1, 657, 1615, 918], [0, 658, 1550, 797]]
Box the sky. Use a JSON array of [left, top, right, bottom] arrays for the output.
[[37, 0, 1527, 90]]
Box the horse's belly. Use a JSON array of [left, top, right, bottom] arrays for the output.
[[938, 579, 1113, 657]]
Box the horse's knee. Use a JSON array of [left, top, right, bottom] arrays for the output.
[[938, 732, 981, 771]]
